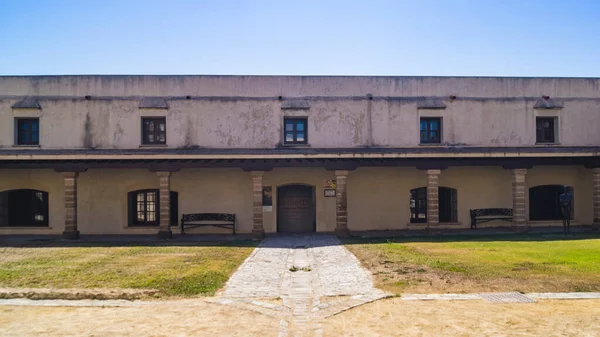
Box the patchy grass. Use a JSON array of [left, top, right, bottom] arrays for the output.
[[0, 242, 256, 297], [344, 233, 600, 294]]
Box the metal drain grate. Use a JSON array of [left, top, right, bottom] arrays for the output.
[[478, 292, 536, 303]]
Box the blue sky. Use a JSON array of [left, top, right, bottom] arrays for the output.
[[0, 0, 599, 76]]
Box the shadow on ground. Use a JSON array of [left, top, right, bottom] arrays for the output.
[[1, 228, 599, 248]]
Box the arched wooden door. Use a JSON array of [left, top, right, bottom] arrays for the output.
[[277, 185, 316, 233]]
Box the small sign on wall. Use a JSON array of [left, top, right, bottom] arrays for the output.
[[324, 189, 336, 197], [325, 180, 337, 189], [262, 186, 273, 212]]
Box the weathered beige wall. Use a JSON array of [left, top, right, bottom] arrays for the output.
[[2, 75, 599, 98], [348, 167, 423, 230], [0, 166, 595, 234], [77, 168, 254, 235], [2, 98, 598, 149], [1, 76, 599, 149], [172, 168, 253, 234], [77, 169, 158, 234], [347, 166, 513, 230], [347, 166, 594, 230], [0, 169, 64, 234], [439, 167, 513, 227]]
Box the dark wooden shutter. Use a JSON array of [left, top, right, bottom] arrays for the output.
[[127, 191, 136, 226], [0, 191, 7, 227], [170, 191, 178, 226], [439, 187, 457, 222]]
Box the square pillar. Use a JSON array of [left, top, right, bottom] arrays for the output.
[[157, 171, 172, 239], [593, 168, 600, 229], [251, 171, 265, 238], [62, 172, 80, 240], [426, 169, 441, 226], [335, 170, 349, 237], [512, 168, 528, 231]]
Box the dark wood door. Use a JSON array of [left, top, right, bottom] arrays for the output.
[[277, 185, 315, 233]]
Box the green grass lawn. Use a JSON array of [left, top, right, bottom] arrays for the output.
[[345, 233, 600, 294], [0, 242, 256, 297]]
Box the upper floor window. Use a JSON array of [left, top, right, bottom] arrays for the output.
[[16, 118, 39, 145], [283, 117, 307, 145], [536, 117, 556, 143], [127, 189, 178, 226], [0, 189, 49, 227], [142, 117, 166, 145], [420, 118, 441, 144]]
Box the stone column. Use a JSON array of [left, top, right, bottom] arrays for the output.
[[62, 172, 80, 240], [157, 171, 172, 239], [426, 169, 441, 226], [252, 171, 265, 238], [512, 168, 528, 231], [593, 168, 600, 229], [335, 170, 350, 237]]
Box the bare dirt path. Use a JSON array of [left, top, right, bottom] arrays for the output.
[[324, 298, 600, 337], [0, 299, 278, 337]]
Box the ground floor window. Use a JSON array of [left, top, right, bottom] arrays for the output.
[[0, 189, 49, 227], [410, 187, 457, 223], [127, 189, 178, 226], [529, 185, 573, 220]]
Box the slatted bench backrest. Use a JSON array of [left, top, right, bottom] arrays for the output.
[[470, 208, 513, 218]]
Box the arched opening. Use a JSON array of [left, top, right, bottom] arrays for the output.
[[529, 185, 573, 221], [277, 184, 316, 233], [0, 189, 49, 227], [410, 187, 457, 223], [127, 189, 178, 226]]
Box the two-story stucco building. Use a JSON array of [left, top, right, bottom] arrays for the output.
[[0, 75, 599, 239]]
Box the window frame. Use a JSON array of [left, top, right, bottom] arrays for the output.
[[419, 117, 442, 144], [410, 186, 457, 223], [141, 117, 167, 145], [535, 117, 556, 144], [0, 189, 49, 227], [127, 189, 178, 227], [283, 117, 308, 145], [15, 118, 40, 146]]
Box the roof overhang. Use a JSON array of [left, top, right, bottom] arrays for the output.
[[0, 147, 598, 171]]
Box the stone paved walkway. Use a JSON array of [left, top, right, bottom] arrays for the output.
[[214, 234, 388, 337]]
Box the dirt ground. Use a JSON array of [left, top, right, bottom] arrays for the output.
[[324, 298, 600, 337], [2, 299, 598, 336], [0, 300, 278, 337]]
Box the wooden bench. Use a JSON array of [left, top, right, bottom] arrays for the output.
[[180, 213, 236, 234], [470, 208, 513, 229]]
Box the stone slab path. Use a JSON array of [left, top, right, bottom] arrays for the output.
[[213, 234, 388, 337]]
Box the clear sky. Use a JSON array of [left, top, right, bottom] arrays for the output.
[[1, 0, 599, 76]]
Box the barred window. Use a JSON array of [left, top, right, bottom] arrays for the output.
[[536, 117, 556, 143], [127, 189, 178, 226], [410, 187, 457, 223]]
